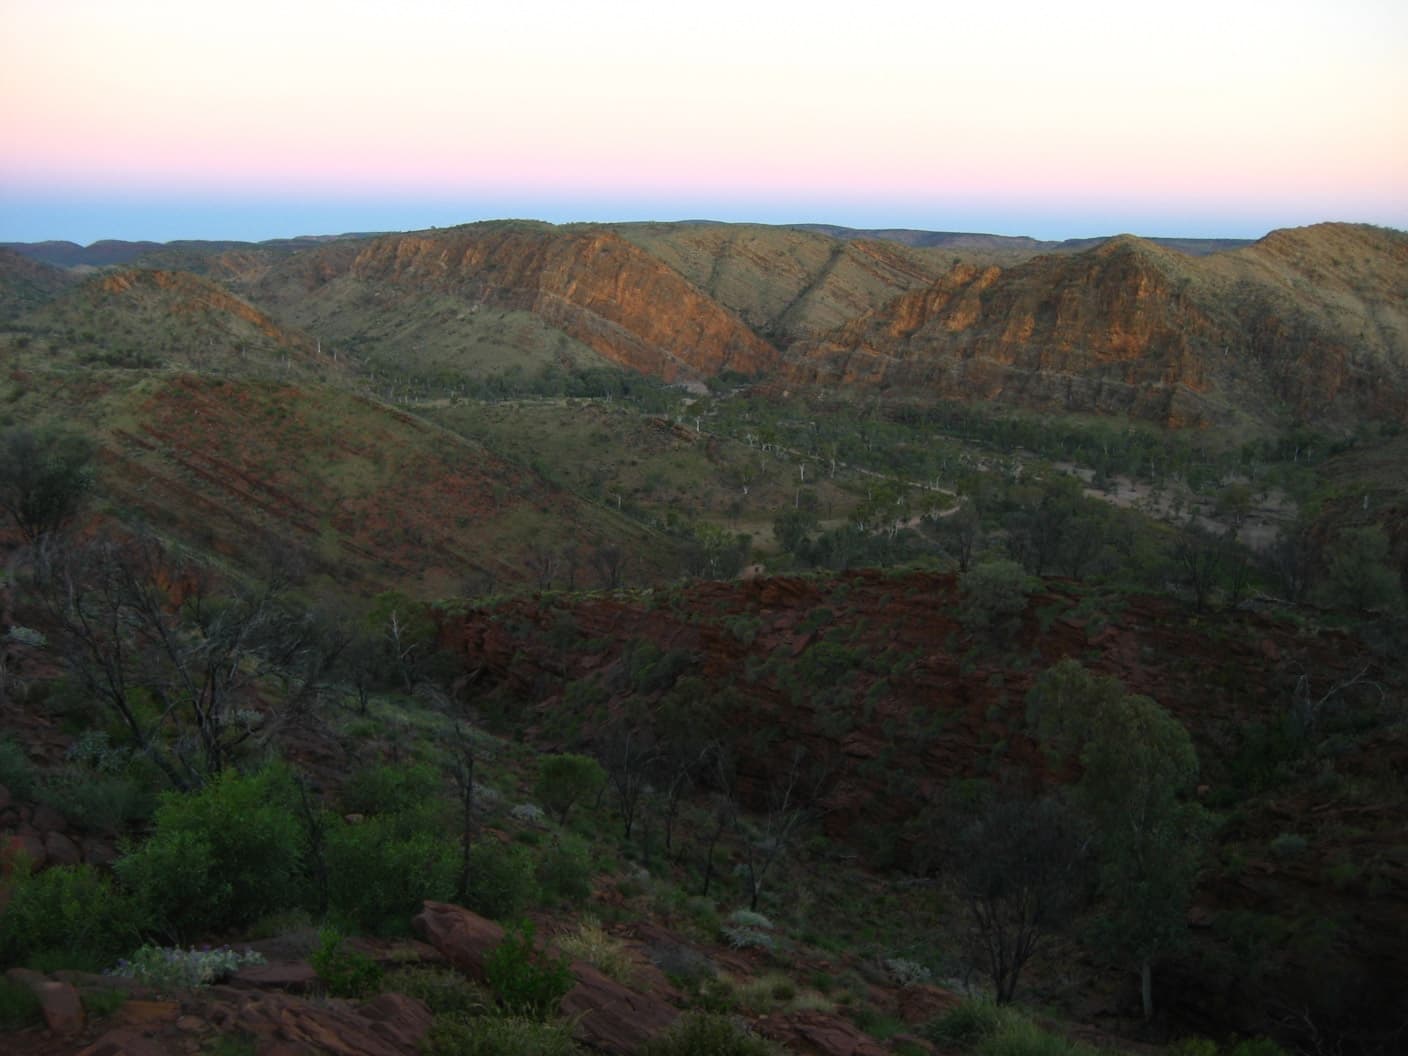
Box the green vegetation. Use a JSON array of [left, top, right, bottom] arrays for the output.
[[483, 920, 574, 1019]]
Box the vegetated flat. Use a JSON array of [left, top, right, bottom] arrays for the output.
[[424, 396, 863, 549]]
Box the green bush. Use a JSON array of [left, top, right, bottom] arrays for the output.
[[533, 753, 606, 825], [340, 762, 445, 819], [382, 966, 491, 1016], [922, 998, 1007, 1049], [114, 829, 226, 944], [423, 1014, 580, 1056], [0, 976, 42, 1029], [464, 842, 537, 920], [325, 816, 456, 934], [0, 862, 141, 970], [310, 927, 383, 998], [36, 766, 153, 834], [535, 834, 593, 906], [639, 1012, 784, 1056], [483, 920, 573, 1019], [960, 559, 1032, 640], [115, 766, 303, 937], [0, 738, 35, 797]]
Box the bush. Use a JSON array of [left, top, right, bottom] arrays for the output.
[[340, 762, 445, 819], [115, 767, 303, 938], [533, 753, 606, 824], [107, 945, 265, 991], [0, 976, 42, 1029], [639, 1012, 784, 1056], [923, 998, 1008, 1049], [325, 815, 456, 934], [960, 560, 1032, 640], [483, 920, 573, 1019], [555, 917, 636, 984], [381, 966, 491, 1016], [464, 842, 537, 920], [0, 861, 141, 970], [423, 1014, 580, 1056], [721, 909, 776, 952], [36, 767, 153, 834], [0, 738, 35, 797], [310, 927, 383, 998], [536, 834, 593, 906]]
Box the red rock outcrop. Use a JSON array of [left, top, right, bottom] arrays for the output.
[[786, 224, 1408, 429], [413, 901, 679, 1052], [275, 224, 780, 383]]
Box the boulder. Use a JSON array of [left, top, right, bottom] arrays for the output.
[[43, 829, 83, 866], [33, 979, 85, 1036], [757, 1010, 890, 1056], [411, 901, 505, 981], [561, 961, 679, 1053]]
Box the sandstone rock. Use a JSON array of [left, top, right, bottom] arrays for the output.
[[44, 829, 83, 866], [229, 960, 319, 992], [77, 1027, 175, 1056], [411, 901, 505, 981], [31, 802, 69, 833], [34, 979, 85, 1036], [561, 961, 678, 1053], [757, 1010, 889, 1056], [896, 983, 961, 1024]]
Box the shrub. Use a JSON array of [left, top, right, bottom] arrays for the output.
[[325, 815, 456, 934], [1269, 833, 1308, 859], [536, 834, 593, 906], [36, 767, 153, 834], [382, 966, 491, 1016], [923, 997, 1008, 1049], [534, 753, 606, 824], [483, 920, 573, 1019], [639, 1012, 784, 1056], [555, 917, 636, 984], [310, 927, 383, 998], [340, 762, 445, 819], [115, 767, 302, 938], [721, 909, 776, 951], [884, 957, 932, 987], [960, 560, 1032, 640], [107, 945, 265, 991], [0, 976, 42, 1029], [464, 842, 537, 920], [0, 861, 141, 970], [423, 1014, 580, 1056], [0, 738, 35, 797]]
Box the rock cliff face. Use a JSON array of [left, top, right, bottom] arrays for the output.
[[267, 224, 780, 383], [785, 224, 1408, 429]]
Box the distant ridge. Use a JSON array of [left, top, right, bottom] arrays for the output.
[[3, 223, 1256, 270], [786, 223, 1254, 257]]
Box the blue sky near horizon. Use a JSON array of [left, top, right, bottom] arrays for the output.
[[2, 1, 1404, 245]]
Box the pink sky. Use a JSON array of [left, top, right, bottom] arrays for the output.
[[3, 0, 1404, 242]]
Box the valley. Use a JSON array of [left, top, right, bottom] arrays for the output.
[[0, 218, 1405, 1056]]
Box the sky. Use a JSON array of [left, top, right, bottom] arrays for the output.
[[2, 0, 1405, 244]]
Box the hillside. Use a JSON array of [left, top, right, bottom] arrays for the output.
[[243, 222, 779, 386], [12, 267, 327, 375], [784, 224, 1408, 432], [609, 222, 952, 344], [0, 249, 76, 323]]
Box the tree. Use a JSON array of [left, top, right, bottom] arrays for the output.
[[952, 794, 1089, 1003], [30, 531, 317, 788], [1319, 526, 1404, 614], [1029, 661, 1206, 1019], [0, 425, 94, 541], [534, 753, 606, 826], [959, 559, 1031, 642]]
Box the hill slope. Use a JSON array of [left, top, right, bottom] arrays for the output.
[[785, 224, 1408, 431]]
